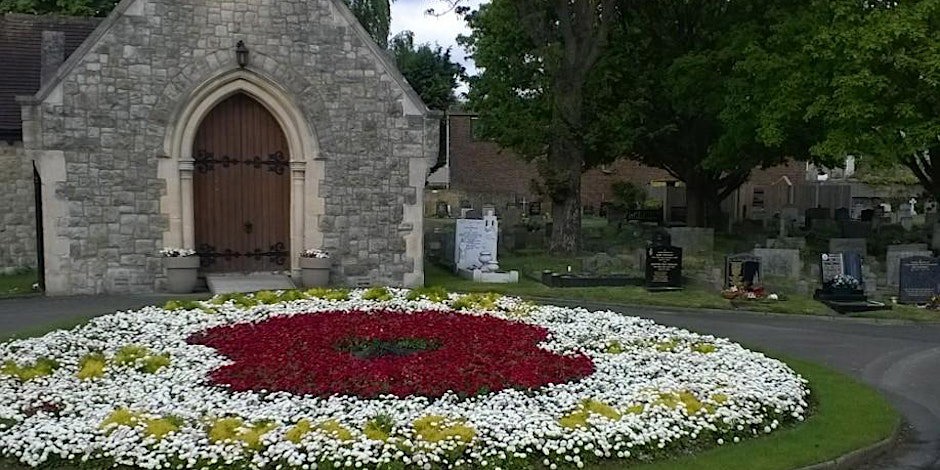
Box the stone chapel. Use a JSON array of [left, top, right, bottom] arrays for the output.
[[0, 0, 439, 295]]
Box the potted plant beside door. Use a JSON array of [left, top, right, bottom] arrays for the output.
[[160, 248, 199, 294], [300, 249, 331, 287]]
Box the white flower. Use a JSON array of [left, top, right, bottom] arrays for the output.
[[300, 249, 330, 259], [159, 248, 196, 257]]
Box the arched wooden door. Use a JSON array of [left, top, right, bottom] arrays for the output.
[[193, 93, 290, 273]]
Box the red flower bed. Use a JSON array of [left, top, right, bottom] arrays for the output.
[[188, 310, 595, 398]]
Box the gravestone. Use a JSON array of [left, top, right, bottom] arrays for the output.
[[725, 253, 761, 289], [820, 253, 846, 286], [839, 220, 872, 239], [668, 227, 715, 255], [860, 209, 875, 222], [829, 238, 867, 255], [766, 237, 807, 250], [805, 207, 831, 229], [435, 201, 450, 218], [834, 207, 850, 221], [816, 252, 867, 302], [888, 243, 929, 254], [932, 223, 940, 251], [529, 202, 542, 216], [646, 245, 683, 291], [454, 214, 499, 271], [887, 247, 934, 286], [898, 256, 940, 303], [752, 248, 801, 279]]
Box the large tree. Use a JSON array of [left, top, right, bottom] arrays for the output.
[[461, 0, 619, 253], [597, 0, 817, 227], [389, 31, 464, 110], [344, 0, 393, 49], [0, 0, 116, 15], [738, 0, 940, 201]]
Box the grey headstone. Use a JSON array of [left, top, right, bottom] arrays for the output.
[[887, 250, 934, 286], [898, 256, 940, 303], [668, 227, 715, 255], [830, 238, 867, 255], [887, 244, 929, 254], [752, 248, 801, 279]]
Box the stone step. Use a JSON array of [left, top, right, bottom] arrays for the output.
[[205, 273, 296, 295]]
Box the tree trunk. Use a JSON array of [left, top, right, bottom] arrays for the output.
[[684, 182, 719, 228], [545, 75, 585, 254]]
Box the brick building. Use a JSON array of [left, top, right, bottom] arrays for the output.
[[429, 112, 827, 224]]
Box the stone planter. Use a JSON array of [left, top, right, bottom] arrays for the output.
[[164, 256, 200, 294], [300, 257, 331, 287]]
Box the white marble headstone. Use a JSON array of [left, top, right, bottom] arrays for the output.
[[455, 215, 499, 271]]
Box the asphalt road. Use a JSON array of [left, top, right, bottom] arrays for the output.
[[1, 295, 938, 469]]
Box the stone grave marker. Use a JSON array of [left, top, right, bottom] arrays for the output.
[[834, 207, 850, 221], [898, 256, 940, 303], [805, 207, 830, 229], [752, 248, 801, 279], [725, 253, 761, 289], [455, 214, 499, 271], [887, 247, 934, 286], [435, 201, 450, 218], [860, 209, 875, 221], [830, 238, 867, 255], [646, 245, 683, 291], [932, 223, 940, 251], [839, 220, 872, 239], [668, 227, 714, 255], [820, 253, 845, 285]]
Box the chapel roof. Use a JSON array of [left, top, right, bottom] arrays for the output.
[[0, 13, 101, 142]]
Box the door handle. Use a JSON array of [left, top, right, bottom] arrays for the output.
[[244, 221, 253, 234]]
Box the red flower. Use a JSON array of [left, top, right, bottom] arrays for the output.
[[188, 310, 595, 398]]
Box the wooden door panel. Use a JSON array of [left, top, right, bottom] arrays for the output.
[[193, 93, 290, 273]]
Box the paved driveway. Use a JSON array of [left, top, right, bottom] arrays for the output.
[[1, 295, 938, 469]]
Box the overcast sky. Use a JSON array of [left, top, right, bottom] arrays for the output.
[[390, 0, 486, 95]]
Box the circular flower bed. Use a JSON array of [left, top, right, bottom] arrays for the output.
[[0, 288, 809, 469]]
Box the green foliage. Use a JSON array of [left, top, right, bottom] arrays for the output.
[[284, 419, 313, 444], [113, 345, 170, 373], [0, 0, 117, 16], [76, 353, 107, 380], [413, 415, 475, 443], [404, 286, 449, 302], [305, 288, 350, 301], [207, 417, 276, 449], [100, 408, 141, 430], [337, 337, 440, 359], [163, 300, 215, 314], [143, 416, 182, 440], [209, 292, 260, 308], [451, 292, 502, 311], [362, 286, 393, 301], [343, 0, 392, 48], [113, 345, 149, 366], [1, 357, 59, 382], [316, 419, 354, 441], [363, 413, 395, 441], [139, 354, 171, 374], [609, 181, 647, 210], [390, 31, 464, 110]]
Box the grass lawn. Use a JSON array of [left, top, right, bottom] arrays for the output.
[[618, 357, 899, 470], [0, 270, 39, 299], [0, 306, 900, 470], [428, 257, 940, 322]]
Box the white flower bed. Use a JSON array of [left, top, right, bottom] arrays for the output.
[[0, 289, 809, 469]]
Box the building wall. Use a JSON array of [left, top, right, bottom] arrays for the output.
[[0, 141, 37, 272], [22, 0, 436, 295]]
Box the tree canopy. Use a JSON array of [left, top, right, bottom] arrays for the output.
[[389, 31, 464, 111], [738, 0, 940, 199], [0, 0, 116, 16]]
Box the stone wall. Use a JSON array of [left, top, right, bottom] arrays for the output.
[[0, 141, 37, 273], [23, 0, 436, 294]]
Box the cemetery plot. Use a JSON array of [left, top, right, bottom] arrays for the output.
[[645, 245, 683, 291], [898, 256, 940, 304]]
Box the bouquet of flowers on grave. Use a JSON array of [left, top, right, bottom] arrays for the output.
[[720, 285, 766, 300], [300, 248, 330, 259], [159, 248, 196, 257], [826, 274, 860, 290]]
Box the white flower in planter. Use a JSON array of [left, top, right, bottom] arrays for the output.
[[159, 248, 197, 257], [299, 249, 330, 259]]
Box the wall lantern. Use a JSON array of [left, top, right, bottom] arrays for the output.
[[235, 40, 249, 68]]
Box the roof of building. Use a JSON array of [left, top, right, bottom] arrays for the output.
[[0, 13, 101, 142]]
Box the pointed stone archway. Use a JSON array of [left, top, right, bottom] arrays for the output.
[[159, 69, 324, 279]]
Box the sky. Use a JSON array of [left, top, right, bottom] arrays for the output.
[[390, 0, 485, 95]]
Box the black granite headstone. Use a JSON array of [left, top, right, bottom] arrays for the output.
[[725, 253, 761, 289], [899, 256, 940, 304], [529, 202, 541, 216], [834, 207, 850, 221], [435, 201, 449, 218], [651, 229, 671, 247], [860, 209, 875, 222], [646, 246, 683, 291]]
